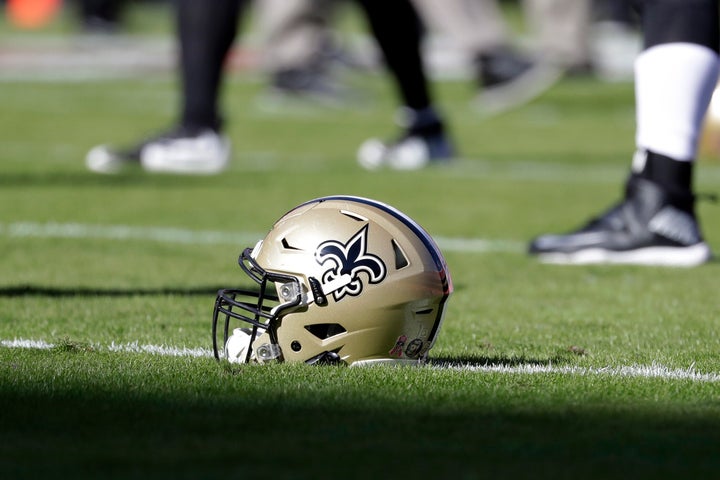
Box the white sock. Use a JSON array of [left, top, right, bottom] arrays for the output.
[[635, 43, 719, 161]]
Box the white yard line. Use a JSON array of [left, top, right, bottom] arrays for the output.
[[1, 338, 213, 358], [2, 337, 718, 382], [0, 221, 264, 246], [0, 221, 525, 254], [434, 361, 720, 383]]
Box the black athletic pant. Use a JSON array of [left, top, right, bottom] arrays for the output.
[[636, 0, 719, 51], [176, 0, 433, 130]]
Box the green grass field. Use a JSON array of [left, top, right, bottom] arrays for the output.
[[2, 7, 720, 478]]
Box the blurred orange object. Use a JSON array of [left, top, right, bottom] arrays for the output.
[[7, 0, 63, 29], [699, 82, 720, 161]]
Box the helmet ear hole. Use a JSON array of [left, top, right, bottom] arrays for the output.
[[291, 341, 302, 352]]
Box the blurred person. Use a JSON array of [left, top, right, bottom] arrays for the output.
[[254, 0, 352, 104], [589, 0, 642, 81], [412, 0, 564, 115], [529, 0, 719, 267], [253, 0, 577, 116], [593, 0, 640, 28], [86, 0, 454, 174], [76, 0, 124, 33], [523, 0, 594, 75]]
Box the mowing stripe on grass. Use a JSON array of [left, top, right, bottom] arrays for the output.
[[0, 221, 525, 254], [3, 338, 719, 382]]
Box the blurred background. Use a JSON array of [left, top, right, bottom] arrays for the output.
[[0, 0, 642, 85]]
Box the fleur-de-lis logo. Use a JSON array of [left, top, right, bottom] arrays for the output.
[[315, 225, 387, 301]]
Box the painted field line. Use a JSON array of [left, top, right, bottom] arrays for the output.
[[1, 338, 213, 358], [435, 361, 720, 383], [3, 338, 718, 382], [0, 221, 264, 246], [0, 221, 524, 254]]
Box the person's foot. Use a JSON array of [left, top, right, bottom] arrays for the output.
[[528, 175, 712, 266], [357, 132, 454, 171], [357, 107, 455, 170], [86, 126, 230, 175]]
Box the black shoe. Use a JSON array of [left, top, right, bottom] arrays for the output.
[[265, 67, 351, 106], [528, 175, 712, 266], [477, 47, 535, 89], [473, 47, 561, 115]]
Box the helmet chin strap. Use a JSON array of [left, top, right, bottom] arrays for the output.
[[305, 351, 343, 366], [320, 273, 353, 294], [308, 274, 353, 306]]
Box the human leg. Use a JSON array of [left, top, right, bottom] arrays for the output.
[[528, 0, 719, 266], [354, 0, 455, 170]]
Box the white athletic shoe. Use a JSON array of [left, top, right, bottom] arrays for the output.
[[140, 130, 230, 174], [357, 133, 454, 171], [85, 127, 231, 175]]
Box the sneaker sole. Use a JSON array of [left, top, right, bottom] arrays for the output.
[[536, 243, 712, 267], [141, 158, 228, 175], [140, 138, 230, 175]]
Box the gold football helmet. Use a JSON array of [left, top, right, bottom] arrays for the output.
[[212, 196, 453, 366]]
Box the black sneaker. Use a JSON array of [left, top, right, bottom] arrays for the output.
[[476, 47, 536, 89], [261, 66, 354, 108], [528, 175, 712, 266], [474, 47, 562, 115]]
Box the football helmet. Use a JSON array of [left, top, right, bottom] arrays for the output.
[[212, 195, 453, 366]]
